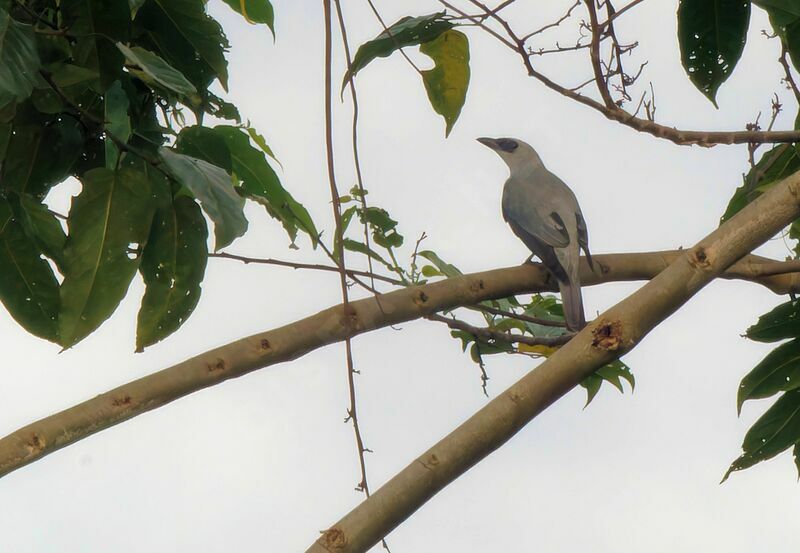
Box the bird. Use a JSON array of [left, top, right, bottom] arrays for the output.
[[477, 136, 594, 331]]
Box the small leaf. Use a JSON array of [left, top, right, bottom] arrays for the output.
[[116, 43, 198, 98], [517, 343, 559, 356], [419, 30, 470, 137], [360, 206, 403, 248], [136, 196, 208, 351], [723, 389, 800, 481], [450, 329, 475, 352], [344, 12, 454, 89], [746, 300, 800, 342], [219, 0, 274, 34], [421, 265, 443, 277], [0, 199, 60, 342], [738, 339, 800, 413], [159, 147, 248, 250], [59, 168, 156, 347], [343, 238, 394, 270], [0, 8, 42, 102], [104, 80, 131, 168], [794, 442, 800, 479], [580, 374, 603, 407], [677, 0, 751, 106], [418, 250, 462, 277]]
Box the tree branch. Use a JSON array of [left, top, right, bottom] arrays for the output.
[[1, 249, 799, 479], [305, 172, 800, 553]]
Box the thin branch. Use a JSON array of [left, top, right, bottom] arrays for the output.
[[209, 251, 403, 286], [364, 0, 423, 75], [474, 305, 567, 327], [521, 0, 581, 42], [427, 313, 574, 347]]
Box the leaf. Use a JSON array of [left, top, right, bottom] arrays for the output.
[[580, 360, 635, 407], [360, 206, 403, 248], [219, 0, 274, 34], [517, 342, 559, 356], [738, 339, 800, 412], [419, 30, 470, 137], [677, 0, 751, 106], [212, 125, 317, 246], [116, 43, 198, 98], [10, 192, 66, 270], [136, 196, 208, 351], [159, 148, 247, 250], [104, 80, 131, 168], [580, 374, 603, 408], [344, 12, 454, 89], [723, 389, 800, 481], [0, 8, 42, 102], [1, 116, 84, 198], [720, 144, 800, 222], [343, 238, 394, 270], [135, 0, 230, 91], [418, 250, 462, 277], [59, 168, 156, 347], [746, 300, 800, 342], [795, 442, 800, 479], [0, 199, 60, 342]]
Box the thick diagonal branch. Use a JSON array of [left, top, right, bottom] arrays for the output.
[[306, 169, 800, 553], [1, 250, 799, 479]]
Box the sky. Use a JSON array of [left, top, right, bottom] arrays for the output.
[[2, 1, 800, 552]]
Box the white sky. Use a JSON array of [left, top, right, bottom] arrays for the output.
[[2, 1, 800, 552]]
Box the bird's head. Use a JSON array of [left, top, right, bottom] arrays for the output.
[[477, 137, 544, 174]]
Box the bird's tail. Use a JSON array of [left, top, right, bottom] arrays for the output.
[[558, 277, 586, 331]]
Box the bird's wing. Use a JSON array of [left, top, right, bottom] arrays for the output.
[[575, 209, 594, 270], [502, 179, 570, 248]]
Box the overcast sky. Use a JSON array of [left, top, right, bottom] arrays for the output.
[[2, 1, 799, 552]]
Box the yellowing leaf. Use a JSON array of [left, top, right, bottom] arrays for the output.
[[420, 30, 470, 137], [518, 343, 560, 357]]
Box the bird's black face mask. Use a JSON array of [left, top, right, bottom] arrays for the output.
[[496, 138, 519, 152]]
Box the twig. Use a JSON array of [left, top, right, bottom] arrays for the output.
[[521, 0, 581, 42], [474, 305, 568, 327], [427, 313, 574, 347]]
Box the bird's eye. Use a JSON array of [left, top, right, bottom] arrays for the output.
[[497, 139, 519, 152]]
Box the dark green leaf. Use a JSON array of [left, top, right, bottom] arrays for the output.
[[450, 329, 475, 352], [746, 299, 800, 342], [135, 0, 229, 90], [10, 192, 66, 269], [360, 206, 403, 248], [219, 0, 274, 34], [1, 116, 84, 198], [204, 92, 241, 123], [136, 196, 208, 351], [175, 125, 232, 171], [0, 198, 60, 342], [0, 8, 42, 101], [419, 29, 470, 137], [343, 238, 394, 270], [117, 43, 199, 98], [720, 144, 800, 222], [159, 147, 247, 250], [738, 339, 800, 412], [723, 389, 800, 481], [212, 125, 317, 247], [59, 168, 156, 347], [105, 80, 131, 168], [344, 12, 453, 89], [580, 374, 603, 407], [677, 0, 751, 106], [794, 442, 800, 479]]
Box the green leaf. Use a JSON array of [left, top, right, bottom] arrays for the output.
[[720, 144, 800, 222], [580, 374, 603, 408], [344, 12, 454, 89], [419, 29, 470, 137], [61, 0, 130, 90], [746, 299, 800, 342], [219, 0, 274, 34], [418, 250, 462, 277], [136, 196, 208, 351], [175, 125, 232, 171], [159, 147, 247, 250], [0, 198, 60, 342], [723, 389, 800, 481], [343, 238, 394, 270], [738, 339, 800, 413], [677, 0, 751, 106], [10, 192, 66, 270], [360, 206, 403, 248], [129, 0, 147, 16], [135, 0, 230, 90], [59, 168, 156, 347], [450, 329, 475, 352], [581, 360, 635, 407], [0, 8, 42, 102], [1, 116, 84, 198], [116, 43, 198, 98], [794, 442, 800, 479], [105, 80, 131, 168], [212, 125, 317, 247]]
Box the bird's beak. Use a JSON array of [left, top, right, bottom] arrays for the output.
[[476, 137, 499, 150]]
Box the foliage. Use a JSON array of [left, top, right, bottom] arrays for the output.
[[0, 1, 314, 349]]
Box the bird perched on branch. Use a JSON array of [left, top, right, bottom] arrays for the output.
[[478, 137, 594, 331]]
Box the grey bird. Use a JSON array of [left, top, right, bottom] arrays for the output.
[[478, 137, 594, 330]]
